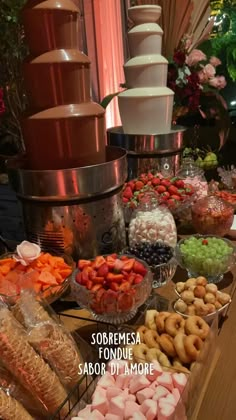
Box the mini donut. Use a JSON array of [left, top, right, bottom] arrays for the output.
[[133, 343, 149, 364], [165, 313, 185, 337], [175, 299, 187, 314], [145, 309, 159, 330], [186, 304, 196, 316], [196, 276, 207, 286], [136, 325, 149, 342], [144, 330, 160, 349], [173, 358, 190, 374], [215, 301, 222, 310], [205, 303, 216, 314], [156, 312, 171, 334], [158, 334, 176, 358], [205, 284, 218, 294], [194, 286, 206, 299], [204, 292, 216, 304], [185, 278, 197, 288], [184, 334, 203, 360], [176, 282, 186, 293], [216, 292, 231, 306], [185, 316, 210, 340], [173, 333, 192, 364], [180, 290, 195, 304], [146, 348, 171, 368]]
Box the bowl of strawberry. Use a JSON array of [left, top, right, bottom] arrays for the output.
[[71, 254, 153, 324], [122, 172, 195, 222]]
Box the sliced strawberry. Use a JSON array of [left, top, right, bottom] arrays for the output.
[[168, 185, 179, 195], [119, 281, 131, 292], [127, 273, 136, 285], [117, 293, 134, 311], [93, 276, 105, 284], [134, 274, 143, 285], [110, 253, 118, 259], [123, 186, 133, 199], [106, 273, 124, 283], [135, 180, 144, 191], [86, 280, 93, 290], [89, 269, 97, 280], [97, 263, 109, 278], [91, 301, 103, 314], [81, 270, 89, 284], [114, 259, 124, 273], [78, 259, 92, 270], [91, 283, 103, 292], [110, 282, 120, 292], [95, 287, 106, 302], [120, 255, 129, 261], [122, 258, 135, 272], [121, 270, 129, 278], [92, 256, 106, 269], [133, 261, 147, 276], [101, 290, 117, 313], [106, 256, 116, 269], [156, 185, 166, 194], [76, 272, 82, 284]]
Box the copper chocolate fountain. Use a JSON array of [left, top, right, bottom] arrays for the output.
[[8, 0, 127, 258]]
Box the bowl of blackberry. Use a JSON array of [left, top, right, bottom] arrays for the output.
[[127, 241, 177, 288]]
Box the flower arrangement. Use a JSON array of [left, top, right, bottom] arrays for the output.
[[167, 37, 227, 121]]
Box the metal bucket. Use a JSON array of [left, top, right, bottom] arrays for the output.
[[107, 126, 185, 179], [7, 146, 127, 259]]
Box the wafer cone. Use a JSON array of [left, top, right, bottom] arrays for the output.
[[0, 388, 33, 420], [0, 307, 68, 416], [29, 322, 82, 388]]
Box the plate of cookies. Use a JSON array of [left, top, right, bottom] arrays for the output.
[[131, 310, 210, 374], [174, 276, 231, 322]]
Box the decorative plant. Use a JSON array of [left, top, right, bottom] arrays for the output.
[[0, 0, 28, 154]]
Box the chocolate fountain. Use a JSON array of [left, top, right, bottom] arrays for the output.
[[108, 4, 185, 179], [8, 0, 127, 258]]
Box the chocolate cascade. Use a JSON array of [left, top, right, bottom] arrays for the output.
[[21, 0, 106, 170]]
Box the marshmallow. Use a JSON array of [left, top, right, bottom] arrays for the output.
[[98, 372, 116, 389], [106, 387, 123, 400], [158, 402, 175, 420], [109, 395, 126, 417], [132, 412, 146, 420], [152, 385, 170, 401], [136, 388, 155, 405], [172, 373, 187, 393], [157, 373, 173, 392], [124, 401, 140, 419], [172, 388, 181, 405], [146, 360, 163, 382], [116, 374, 133, 390], [77, 405, 91, 418], [140, 399, 157, 415], [90, 409, 105, 420], [129, 375, 150, 394], [92, 390, 108, 415], [105, 415, 122, 420], [159, 393, 176, 407]]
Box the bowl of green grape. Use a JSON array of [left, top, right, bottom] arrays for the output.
[[175, 235, 236, 283]]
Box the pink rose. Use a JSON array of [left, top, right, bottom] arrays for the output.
[[209, 56, 221, 67], [198, 69, 208, 83], [14, 241, 41, 266], [186, 49, 206, 67], [209, 75, 227, 89], [204, 64, 216, 79]]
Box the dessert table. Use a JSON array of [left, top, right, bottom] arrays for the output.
[[58, 265, 236, 420]]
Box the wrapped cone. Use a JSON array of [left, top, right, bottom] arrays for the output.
[[0, 388, 33, 420]]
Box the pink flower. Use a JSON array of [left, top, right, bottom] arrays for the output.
[[209, 75, 227, 90], [198, 69, 208, 83], [186, 49, 206, 67], [204, 64, 216, 79], [13, 241, 41, 266], [209, 56, 221, 67]]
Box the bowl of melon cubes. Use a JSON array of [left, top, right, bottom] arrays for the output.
[[0, 241, 73, 304]]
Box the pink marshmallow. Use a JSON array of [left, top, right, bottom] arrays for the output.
[[172, 373, 187, 393], [109, 395, 126, 417], [149, 381, 159, 390], [132, 412, 146, 420], [90, 410, 105, 420], [129, 375, 150, 394], [146, 360, 163, 382], [124, 401, 140, 419], [127, 394, 136, 402], [98, 372, 116, 389], [106, 387, 123, 400], [172, 388, 181, 405], [95, 386, 107, 397], [159, 394, 176, 407], [140, 399, 157, 415], [136, 388, 155, 405], [157, 373, 173, 392], [152, 385, 170, 401], [158, 402, 175, 420], [146, 404, 158, 420], [105, 415, 122, 420], [77, 404, 91, 417], [92, 391, 108, 416], [116, 374, 133, 390]]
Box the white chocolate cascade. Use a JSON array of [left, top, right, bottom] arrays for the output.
[[118, 5, 174, 135]]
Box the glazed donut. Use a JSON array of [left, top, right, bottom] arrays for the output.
[[165, 314, 185, 337], [156, 312, 171, 334], [133, 343, 149, 364], [158, 334, 176, 358], [145, 310, 159, 330], [173, 333, 192, 364], [173, 358, 190, 374], [136, 325, 149, 342], [144, 330, 160, 349], [146, 348, 171, 368], [184, 334, 203, 360], [185, 315, 210, 340]]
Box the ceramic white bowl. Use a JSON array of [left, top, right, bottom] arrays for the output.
[[118, 87, 174, 135], [124, 54, 168, 88], [128, 23, 163, 57], [128, 5, 162, 25]]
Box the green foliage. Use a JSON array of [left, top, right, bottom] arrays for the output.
[[0, 0, 27, 151]]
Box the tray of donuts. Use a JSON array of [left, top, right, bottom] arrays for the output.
[[174, 276, 231, 322]]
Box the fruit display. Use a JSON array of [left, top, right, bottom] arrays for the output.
[[75, 359, 188, 419], [174, 276, 231, 318], [183, 148, 219, 170], [122, 172, 194, 211], [0, 241, 72, 303], [71, 254, 153, 324], [191, 196, 234, 236], [176, 235, 235, 282], [214, 190, 236, 209], [127, 242, 177, 288], [133, 310, 209, 373]]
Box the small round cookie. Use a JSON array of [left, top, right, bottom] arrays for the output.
[[180, 290, 195, 304], [176, 282, 186, 293], [196, 276, 207, 286], [165, 313, 185, 337], [205, 283, 218, 294], [194, 286, 206, 299], [215, 301, 222, 310], [194, 300, 209, 317], [186, 304, 196, 316], [175, 300, 188, 314], [204, 293, 216, 304], [205, 303, 216, 314], [185, 278, 197, 289], [216, 292, 231, 306]]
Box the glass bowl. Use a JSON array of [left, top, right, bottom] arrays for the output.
[[151, 257, 177, 288], [70, 255, 153, 324], [0, 252, 73, 305], [173, 297, 231, 323], [191, 195, 234, 236], [175, 235, 235, 283]]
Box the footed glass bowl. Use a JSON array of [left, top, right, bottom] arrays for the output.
[[70, 256, 153, 324], [175, 235, 235, 283], [151, 257, 177, 288]]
